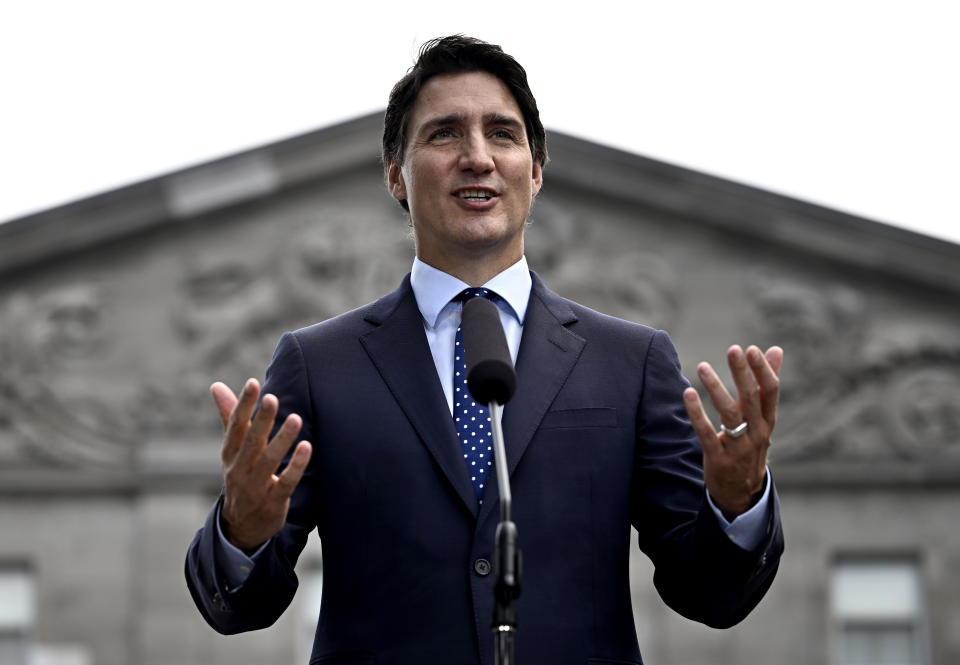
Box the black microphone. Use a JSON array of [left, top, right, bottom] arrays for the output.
[[461, 297, 517, 405]]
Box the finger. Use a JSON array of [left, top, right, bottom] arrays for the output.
[[683, 387, 722, 458], [210, 381, 238, 429], [748, 346, 781, 425], [257, 412, 303, 476], [697, 360, 740, 429], [728, 345, 763, 426], [274, 441, 313, 498], [222, 379, 260, 464], [234, 393, 279, 470], [765, 346, 784, 375]]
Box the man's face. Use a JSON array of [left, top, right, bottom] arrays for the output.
[[388, 71, 543, 272]]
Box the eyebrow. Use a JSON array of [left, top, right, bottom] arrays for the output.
[[485, 114, 525, 133]]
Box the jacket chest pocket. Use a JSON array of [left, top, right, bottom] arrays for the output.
[[539, 407, 617, 429]]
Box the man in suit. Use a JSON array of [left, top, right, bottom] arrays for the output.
[[186, 35, 784, 664]]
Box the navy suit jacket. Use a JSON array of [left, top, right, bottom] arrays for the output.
[[186, 272, 783, 665]]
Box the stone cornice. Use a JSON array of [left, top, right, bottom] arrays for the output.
[[544, 133, 960, 296]]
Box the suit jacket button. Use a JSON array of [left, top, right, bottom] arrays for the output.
[[474, 558, 491, 576], [213, 592, 227, 612]]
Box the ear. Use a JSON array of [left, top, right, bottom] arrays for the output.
[[387, 159, 407, 202], [530, 160, 543, 197]]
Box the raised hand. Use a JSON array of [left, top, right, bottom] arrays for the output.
[[211, 379, 312, 551], [683, 345, 783, 520]]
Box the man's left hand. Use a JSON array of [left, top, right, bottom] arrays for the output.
[[683, 345, 783, 521]]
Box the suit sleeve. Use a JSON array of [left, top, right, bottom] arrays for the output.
[[184, 331, 319, 634], [632, 330, 784, 628]]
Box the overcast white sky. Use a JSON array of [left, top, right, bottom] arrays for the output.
[[2, 1, 958, 244]]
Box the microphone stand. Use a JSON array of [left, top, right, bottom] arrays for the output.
[[488, 401, 521, 665]]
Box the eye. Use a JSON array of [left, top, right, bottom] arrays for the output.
[[430, 127, 454, 139], [492, 128, 514, 140]]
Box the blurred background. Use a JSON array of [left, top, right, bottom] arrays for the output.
[[1, 2, 959, 664]]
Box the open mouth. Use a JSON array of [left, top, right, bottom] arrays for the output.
[[454, 188, 496, 202]]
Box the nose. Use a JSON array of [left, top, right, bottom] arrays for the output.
[[458, 130, 495, 174]]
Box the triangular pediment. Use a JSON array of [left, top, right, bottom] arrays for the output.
[[1, 112, 958, 490]]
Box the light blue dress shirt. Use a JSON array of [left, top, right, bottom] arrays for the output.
[[410, 256, 529, 415], [216, 256, 772, 586]]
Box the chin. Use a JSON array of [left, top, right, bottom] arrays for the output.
[[458, 218, 517, 244]]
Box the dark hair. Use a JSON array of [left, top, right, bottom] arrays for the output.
[[382, 35, 548, 210]]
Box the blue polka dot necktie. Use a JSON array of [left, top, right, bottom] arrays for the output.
[[454, 288, 496, 504]]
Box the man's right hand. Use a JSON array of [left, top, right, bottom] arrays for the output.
[[211, 378, 313, 552]]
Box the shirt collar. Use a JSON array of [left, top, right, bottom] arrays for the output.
[[411, 256, 532, 329]]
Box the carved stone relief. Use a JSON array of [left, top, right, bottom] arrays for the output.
[[0, 285, 141, 468], [161, 250, 289, 434], [525, 197, 579, 274], [767, 351, 960, 463], [885, 367, 960, 456], [275, 211, 412, 322], [548, 250, 680, 331], [745, 277, 866, 393], [741, 275, 960, 463], [153, 210, 412, 435], [527, 198, 680, 330]]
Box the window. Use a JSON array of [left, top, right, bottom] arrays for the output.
[[0, 565, 35, 665], [831, 558, 927, 665]]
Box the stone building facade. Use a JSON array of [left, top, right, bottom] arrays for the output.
[[1, 113, 958, 665]]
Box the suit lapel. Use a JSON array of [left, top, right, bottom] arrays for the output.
[[478, 273, 586, 525], [359, 276, 479, 516]]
